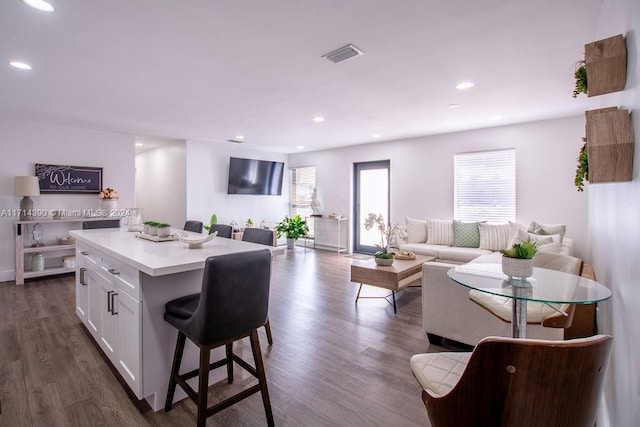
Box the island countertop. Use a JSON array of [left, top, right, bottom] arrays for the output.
[[70, 228, 270, 276]]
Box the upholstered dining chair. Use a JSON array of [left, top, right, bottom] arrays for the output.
[[410, 334, 612, 427], [241, 227, 276, 345], [164, 250, 274, 426], [183, 220, 203, 233], [209, 223, 233, 239]]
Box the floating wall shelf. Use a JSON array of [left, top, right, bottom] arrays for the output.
[[585, 34, 627, 97], [585, 107, 634, 183]]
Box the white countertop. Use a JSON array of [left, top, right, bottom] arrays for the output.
[[70, 229, 273, 276]]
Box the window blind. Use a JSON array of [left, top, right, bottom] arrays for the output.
[[454, 149, 516, 222]]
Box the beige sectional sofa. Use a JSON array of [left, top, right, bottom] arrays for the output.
[[397, 217, 577, 346]]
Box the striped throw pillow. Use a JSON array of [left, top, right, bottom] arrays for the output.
[[426, 219, 454, 246], [478, 223, 512, 251]]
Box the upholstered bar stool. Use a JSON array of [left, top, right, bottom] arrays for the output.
[[164, 249, 274, 426], [183, 220, 204, 233]]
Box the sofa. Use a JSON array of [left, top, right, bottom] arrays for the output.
[[397, 217, 579, 346]]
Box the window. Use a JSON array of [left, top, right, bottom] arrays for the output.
[[290, 166, 316, 218], [454, 149, 515, 222]]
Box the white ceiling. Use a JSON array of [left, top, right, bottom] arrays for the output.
[[1, 0, 601, 153]]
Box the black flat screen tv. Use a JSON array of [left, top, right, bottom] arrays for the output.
[[227, 157, 284, 195]]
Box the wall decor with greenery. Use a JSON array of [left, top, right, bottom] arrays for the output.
[[575, 138, 589, 191]]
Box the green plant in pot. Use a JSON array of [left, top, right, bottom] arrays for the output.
[[156, 223, 171, 238], [500, 240, 538, 283], [275, 215, 309, 250], [364, 213, 404, 266], [203, 214, 218, 232], [575, 138, 589, 191], [573, 60, 588, 98]]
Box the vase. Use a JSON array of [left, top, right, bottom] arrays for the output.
[[148, 226, 157, 236], [287, 239, 295, 250], [102, 198, 117, 215], [157, 227, 171, 238], [502, 256, 533, 282], [374, 257, 394, 266]]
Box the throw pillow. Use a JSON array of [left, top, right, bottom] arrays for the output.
[[528, 221, 566, 243], [426, 219, 454, 246], [405, 217, 427, 243], [509, 228, 555, 247], [453, 220, 480, 248], [478, 223, 512, 251]]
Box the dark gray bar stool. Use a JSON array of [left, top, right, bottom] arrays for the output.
[[164, 249, 274, 426]]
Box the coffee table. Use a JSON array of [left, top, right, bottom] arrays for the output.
[[350, 255, 435, 313]]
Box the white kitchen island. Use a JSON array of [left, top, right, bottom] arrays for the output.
[[70, 228, 273, 411]]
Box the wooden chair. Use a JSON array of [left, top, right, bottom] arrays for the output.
[[410, 335, 612, 427], [183, 220, 203, 233]]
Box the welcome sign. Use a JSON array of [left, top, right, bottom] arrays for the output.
[[35, 164, 103, 194]]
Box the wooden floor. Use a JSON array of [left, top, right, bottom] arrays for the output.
[[0, 249, 459, 426]]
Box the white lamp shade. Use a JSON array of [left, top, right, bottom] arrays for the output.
[[15, 176, 41, 197]]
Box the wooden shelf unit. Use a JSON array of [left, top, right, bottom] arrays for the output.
[[585, 34, 627, 97], [14, 217, 121, 285], [585, 107, 634, 183]]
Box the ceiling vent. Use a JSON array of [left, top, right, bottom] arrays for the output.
[[322, 44, 364, 64]]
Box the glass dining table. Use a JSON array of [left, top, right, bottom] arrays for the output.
[[447, 263, 612, 338]]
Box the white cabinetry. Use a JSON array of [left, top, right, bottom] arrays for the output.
[[76, 242, 142, 397]]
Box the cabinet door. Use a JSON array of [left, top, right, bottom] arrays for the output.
[[117, 290, 142, 396], [86, 268, 104, 338], [99, 277, 119, 360], [75, 259, 88, 321]]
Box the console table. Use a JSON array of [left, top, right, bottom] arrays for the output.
[[14, 217, 121, 285], [305, 216, 349, 254]]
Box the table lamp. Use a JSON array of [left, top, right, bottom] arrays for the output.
[[14, 176, 41, 221]]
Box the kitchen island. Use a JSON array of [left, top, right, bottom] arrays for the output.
[[70, 228, 273, 411]]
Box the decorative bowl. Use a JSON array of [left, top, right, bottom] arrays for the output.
[[374, 257, 394, 266], [175, 231, 217, 249]]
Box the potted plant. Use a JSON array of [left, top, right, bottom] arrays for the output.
[[275, 215, 309, 250], [156, 223, 171, 238], [500, 240, 538, 282], [575, 138, 589, 191], [573, 60, 587, 98], [202, 214, 218, 233], [246, 218, 253, 228], [145, 221, 159, 236], [363, 213, 405, 266]]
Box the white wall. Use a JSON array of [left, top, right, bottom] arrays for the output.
[[290, 115, 588, 258], [0, 118, 135, 281], [588, 0, 640, 425], [135, 140, 187, 229], [185, 140, 289, 230]]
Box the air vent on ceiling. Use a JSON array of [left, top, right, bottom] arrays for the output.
[[227, 139, 244, 144], [322, 44, 364, 64]]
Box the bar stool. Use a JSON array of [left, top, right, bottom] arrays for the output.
[[209, 224, 233, 238], [183, 220, 204, 233], [164, 249, 274, 426]]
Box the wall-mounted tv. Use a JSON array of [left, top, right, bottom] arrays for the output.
[[227, 157, 284, 195]]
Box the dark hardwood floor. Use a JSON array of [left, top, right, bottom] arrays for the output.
[[0, 249, 456, 426]]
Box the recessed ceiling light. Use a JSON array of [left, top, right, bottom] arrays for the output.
[[135, 143, 143, 147], [235, 135, 245, 140], [9, 61, 32, 70], [23, 0, 55, 12], [490, 115, 503, 120], [448, 104, 460, 109], [372, 134, 381, 139], [456, 82, 475, 90], [297, 146, 304, 150], [312, 116, 325, 123]]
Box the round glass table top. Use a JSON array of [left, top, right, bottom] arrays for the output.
[[447, 263, 612, 304]]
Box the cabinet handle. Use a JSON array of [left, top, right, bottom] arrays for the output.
[[79, 267, 87, 286], [110, 292, 118, 315], [81, 251, 89, 255], [108, 268, 120, 276], [107, 290, 113, 313]]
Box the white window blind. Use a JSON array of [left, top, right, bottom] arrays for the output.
[[290, 166, 316, 218], [454, 149, 516, 222]]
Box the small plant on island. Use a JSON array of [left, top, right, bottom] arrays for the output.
[[156, 223, 171, 229], [575, 138, 589, 191], [501, 240, 538, 259], [246, 218, 253, 228]]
